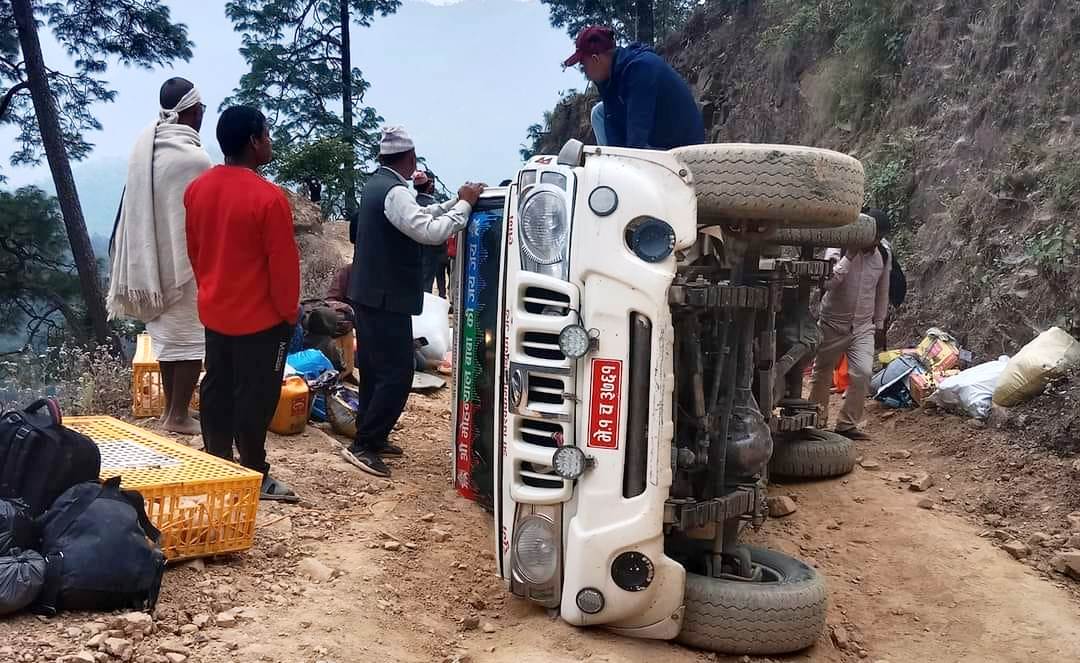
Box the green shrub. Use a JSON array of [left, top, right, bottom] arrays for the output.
[[760, 0, 910, 126], [1024, 224, 1076, 274]]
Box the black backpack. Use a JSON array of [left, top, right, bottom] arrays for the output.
[[878, 243, 907, 308], [35, 477, 165, 615], [0, 400, 101, 517]]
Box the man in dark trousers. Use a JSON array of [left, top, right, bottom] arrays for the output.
[[343, 126, 483, 477], [415, 170, 449, 299], [185, 105, 301, 501], [563, 25, 704, 150]]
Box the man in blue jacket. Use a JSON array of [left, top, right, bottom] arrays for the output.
[[563, 25, 704, 150]]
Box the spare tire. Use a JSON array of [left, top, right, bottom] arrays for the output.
[[672, 144, 864, 228], [678, 546, 827, 655], [765, 213, 879, 250], [769, 428, 857, 479]]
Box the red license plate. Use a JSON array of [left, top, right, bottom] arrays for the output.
[[587, 358, 623, 449]]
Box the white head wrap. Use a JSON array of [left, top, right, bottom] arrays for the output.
[[379, 125, 415, 156], [159, 85, 202, 124]]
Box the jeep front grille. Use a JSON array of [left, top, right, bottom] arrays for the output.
[[507, 273, 579, 505], [521, 331, 564, 362], [522, 286, 572, 316]]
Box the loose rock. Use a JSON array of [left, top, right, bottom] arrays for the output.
[[157, 641, 190, 656], [481, 622, 496, 634], [104, 638, 133, 658], [767, 495, 798, 518], [420, 513, 436, 522], [431, 529, 451, 542], [191, 614, 210, 629], [889, 449, 912, 460], [1027, 532, 1051, 548], [1050, 551, 1080, 579], [164, 655, 187, 663], [859, 460, 881, 470], [909, 473, 934, 492], [383, 541, 402, 552], [1067, 512, 1080, 532], [298, 557, 335, 582], [1002, 541, 1031, 559], [985, 514, 1004, 526], [830, 625, 851, 650], [215, 610, 238, 628], [119, 612, 154, 636], [59, 653, 96, 663], [917, 498, 934, 510], [267, 542, 288, 558], [461, 616, 480, 631]]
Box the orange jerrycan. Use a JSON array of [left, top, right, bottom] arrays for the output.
[[270, 376, 310, 435]]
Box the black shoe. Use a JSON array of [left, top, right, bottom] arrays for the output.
[[341, 447, 391, 478], [378, 444, 404, 457], [835, 427, 870, 441]]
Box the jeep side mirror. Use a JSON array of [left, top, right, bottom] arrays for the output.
[[557, 139, 585, 167]]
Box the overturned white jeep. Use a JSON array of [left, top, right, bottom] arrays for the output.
[[451, 140, 873, 654]]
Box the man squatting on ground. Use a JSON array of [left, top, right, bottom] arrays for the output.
[[185, 106, 302, 502], [342, 127, 484, 478], [108, 77, 211, 436]]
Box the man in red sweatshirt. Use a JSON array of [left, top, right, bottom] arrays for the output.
[[185, 105, 301, 502]]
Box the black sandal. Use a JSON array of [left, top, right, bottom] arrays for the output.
[[260, 476, 300, 503]]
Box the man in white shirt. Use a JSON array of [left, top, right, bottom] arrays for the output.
[[343, 126, 484, 477], [810, 210, 892, 440]]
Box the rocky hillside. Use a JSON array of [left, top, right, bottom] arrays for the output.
[[533, 0, 1080, 358]]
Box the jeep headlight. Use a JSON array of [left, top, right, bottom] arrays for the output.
[[512, 514, 559, 584], [519, 186, 568, 275]]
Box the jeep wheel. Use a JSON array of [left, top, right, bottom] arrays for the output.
[[769, 428, 857, 479], [765, 213, 879, 250], [678, 546, 827, 655], [672, 144, 864, 228]]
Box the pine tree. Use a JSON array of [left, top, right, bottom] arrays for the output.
[[0, 187, 82, 347], [540, 0, 698, 45], [2, 0, 192, 345], [225, 0, 401, 220]]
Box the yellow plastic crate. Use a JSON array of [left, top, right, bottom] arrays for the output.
[[65, 417, 262, 562], [131, 333, 201, 418]]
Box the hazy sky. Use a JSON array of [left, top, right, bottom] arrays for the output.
[[1, 0, 585, 234]]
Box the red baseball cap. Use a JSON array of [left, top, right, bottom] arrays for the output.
[[562, 25, 616, 68]]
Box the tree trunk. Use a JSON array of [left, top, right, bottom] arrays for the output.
[[11, 0, 111, 346], [635, 0, 655, 45], [340, 0, 356, 219]]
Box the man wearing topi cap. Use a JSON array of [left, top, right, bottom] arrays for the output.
[[563, 25, 704, 150], [343, 127, 484, 477]]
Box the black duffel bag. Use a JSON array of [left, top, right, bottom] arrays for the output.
[[0, 499, 36, 555], [35, 477, 165, 615], [0, 399, 101, 517], [0, 549, 46, 615]]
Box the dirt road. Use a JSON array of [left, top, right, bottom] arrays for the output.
[[4, 392, 1080, 663]]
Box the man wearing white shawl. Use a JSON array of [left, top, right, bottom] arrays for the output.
[[108, 78, 212, 434]]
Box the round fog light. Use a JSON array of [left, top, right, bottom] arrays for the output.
[[588, 186, 618, 217], [552, 446, 587, 480], [558, 324, 591, 359], [512, 516, 558, 585], [611, 551, 654, 592], [576, 588, 605, 614]]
